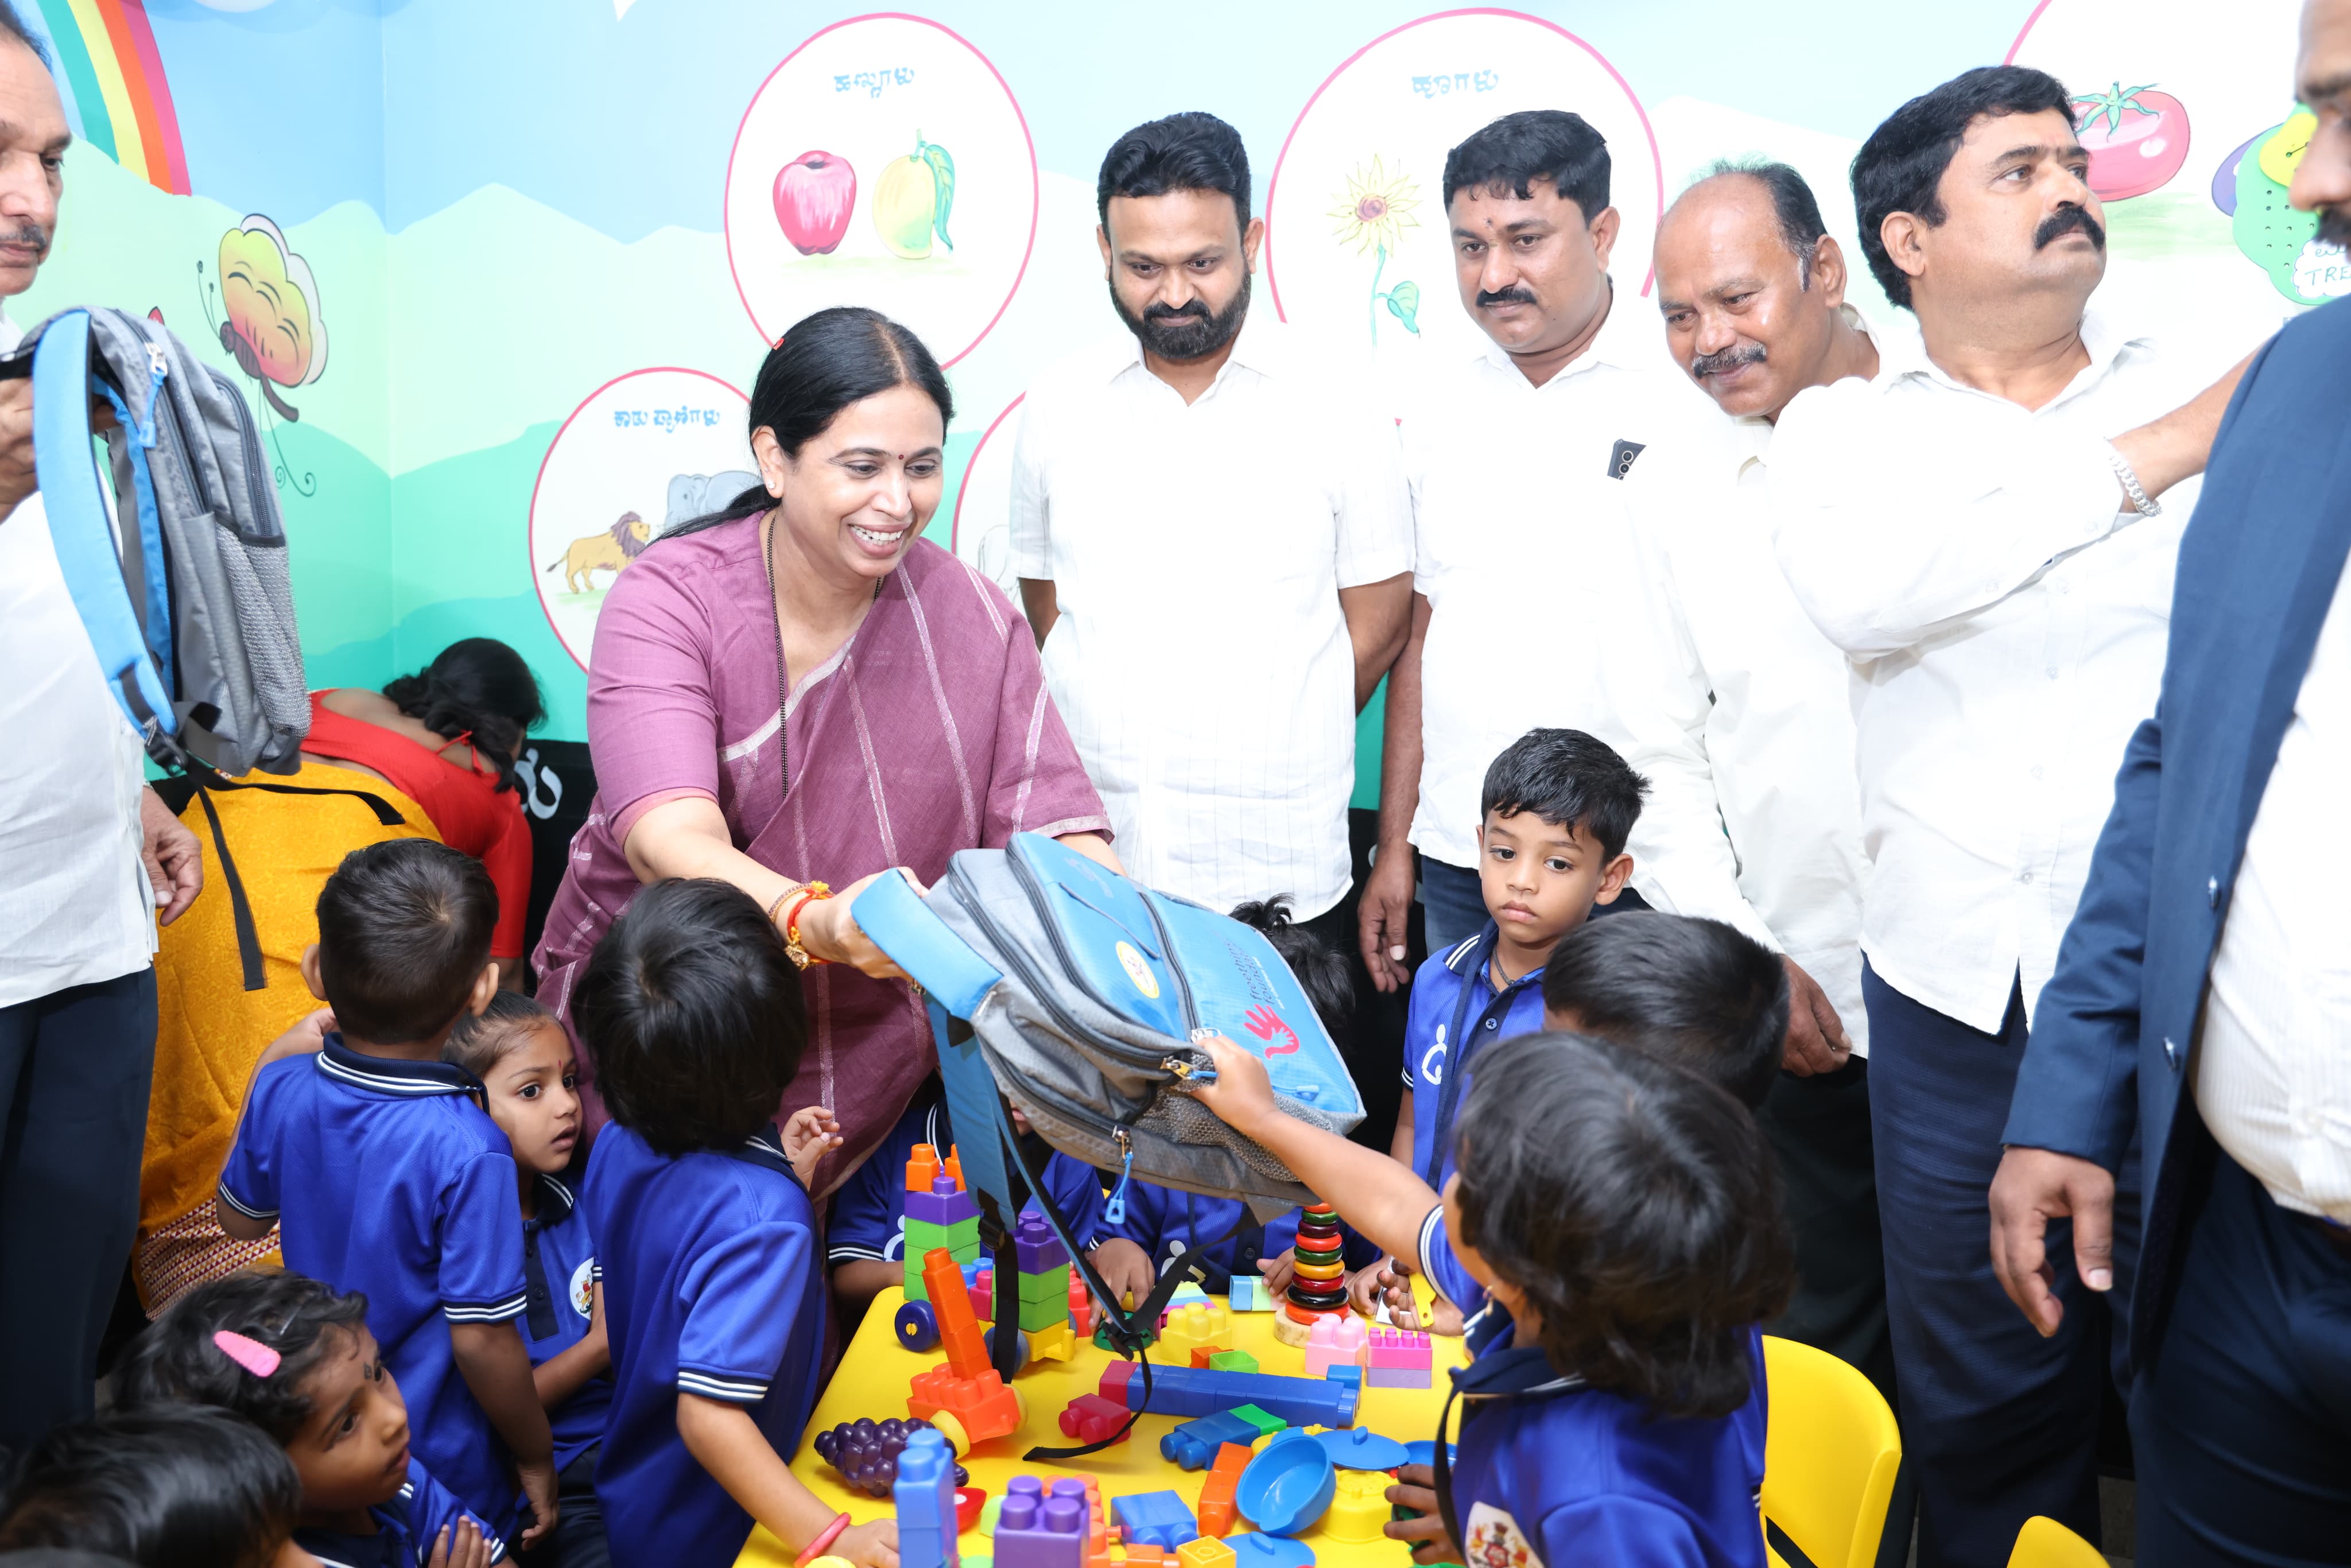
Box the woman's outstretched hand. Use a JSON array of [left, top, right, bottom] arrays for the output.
[[795, 868, 929, 980]]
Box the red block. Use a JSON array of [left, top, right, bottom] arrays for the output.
[[1057, 1392, 1132, 1445], [955, 1486, 986, 1534], [1097, 1361, 1137, 1403]]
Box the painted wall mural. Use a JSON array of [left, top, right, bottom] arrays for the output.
[[9, 0, 2328, 783]]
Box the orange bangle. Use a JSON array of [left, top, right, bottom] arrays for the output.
[[778, 882, 832, 969]]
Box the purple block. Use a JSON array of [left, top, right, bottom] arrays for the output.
[[995, 1476, 1085, 1568], [907, 1183, 980, 1227], [1365, 1365, 1430, 1389], [1012, 1211, 1068, 1273]]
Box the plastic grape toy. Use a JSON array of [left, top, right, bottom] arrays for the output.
[[811, 1416, 971, 1497]]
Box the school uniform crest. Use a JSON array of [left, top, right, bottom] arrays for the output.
[[1465, 1502, 1538, 1568]]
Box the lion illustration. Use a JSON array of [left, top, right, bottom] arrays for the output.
[[545, 511, 653, 593]]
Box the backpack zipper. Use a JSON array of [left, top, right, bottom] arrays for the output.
[[957, 855, 1174, 1075], [146, 359, 220, 519], [1137, 892, 1199, 1033], [214, 365, 282, 540]]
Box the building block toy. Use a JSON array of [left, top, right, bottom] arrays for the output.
[[908, 1248, 1023, 1448], [1195, 1442, 1251, 1536], [1160, 1408, 1267, 1471], [1058, 1394, 1131, 1445], [1229, 1404, 1285, 1441], [1123, 1550, 1164, 1568], [1322, 1366, 1361, 1398], [1206, 1350, 1256, 1375], [1323, 1471, 1390, 1544], [1093, 1316, 1157, 1353], [1111, 1492, 1198, 1552], [893, 1428, 960, 1568], [1153, 1303, 1233, 1365], [1176, 1538, 1236, 1568], [1301, 1315, 1369, 1380], [1228, 1535, 1312, 1568], [1227, 1277, 1273, 1312], [968, 1271, 996, 1326], [994, 1477, 1087, 1568], [1028, 1318, 1076, 1363], [1167, 1280, 1211, 1307], [957, 1488, 987, 1534], [1187, 1346, 1228, 1369], [1068, 1276, 1096, 1336], [903, 1148, 983, 1302], [895, 1299, 941, 1354], [1101, 1362, 1356, 1430], [1012, 1211, 1069, 1272], [1273, 1204, 1349, 1348], [1314, 1427, 1409, 1470], [1364, 1327, 1431, 1388], [1236, 1431, 1334, 1538]]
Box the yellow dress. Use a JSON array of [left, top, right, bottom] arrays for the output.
[[135, 759, 441, 1313]]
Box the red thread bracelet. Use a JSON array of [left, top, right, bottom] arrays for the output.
[[794, 1511, 852, 1566]]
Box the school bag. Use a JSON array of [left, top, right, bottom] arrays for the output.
[[30, 307, 394, 987], [853, 831, 1366, 1452]]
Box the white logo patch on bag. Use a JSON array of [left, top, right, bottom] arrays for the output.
[[1465, 1502, 1540, 1568], [569, 1259, 595, 1319]]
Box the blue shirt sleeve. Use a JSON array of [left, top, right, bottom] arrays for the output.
[[677, 1218, 816, 1404], [1537, 1498, 1708, 1568], [1415, 1204, 1488, 1317], [1038, 1154, 1107, 1248], [403, 1458, 510, 1564], [438, 1149, 529, 1324], [216, 1060, 288, 1222], [1404, 956, 1449, 1097], [827, 1147, 905, 1264]]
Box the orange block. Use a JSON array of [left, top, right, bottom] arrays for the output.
[[923, 1248, 991, 1380], [1188, 1346, 1230, 1369], [906, 1143, 941, 1193], [944, 1145, 964, 1189], [905, 1363, 1021, 1446], [1123, 1549, 1165, 1568], [1196, 1441, 1251, 1536]]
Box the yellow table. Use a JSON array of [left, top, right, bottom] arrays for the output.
[[741, 1287, 1469, 1568]]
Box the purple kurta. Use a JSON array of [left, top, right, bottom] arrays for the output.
[[533, 519, 1109, 1200]]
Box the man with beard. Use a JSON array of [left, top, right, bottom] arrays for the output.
[[1607, 162, 1889, 1403], [1990, 1, 2351, 1557], [1770, 65, 2252, 1568], [1010, 112, 1413, 1141]]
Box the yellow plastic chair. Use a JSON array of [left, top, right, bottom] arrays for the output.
[[1759, 1335, 1903, 1568], [2005, 1516, 2108, 1567]]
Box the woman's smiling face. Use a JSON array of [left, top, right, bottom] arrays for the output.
[[756, 382, 946, 588]]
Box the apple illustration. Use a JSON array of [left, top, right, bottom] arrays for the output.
[[2069, 82, 2190, 201], [774, 150, 856, 256]]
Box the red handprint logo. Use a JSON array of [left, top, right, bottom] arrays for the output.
[[1244, 1006, 1300, 1057]]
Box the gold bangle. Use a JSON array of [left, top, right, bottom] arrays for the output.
[[779, 882, 833, 970]]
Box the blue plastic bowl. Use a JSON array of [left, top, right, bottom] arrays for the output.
[[1236, 1430, 1336, 1538]]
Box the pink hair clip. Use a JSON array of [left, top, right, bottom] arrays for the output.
[[212, 1330, 282, 1379]]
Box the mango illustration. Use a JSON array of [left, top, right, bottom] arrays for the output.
[[2232, 130, 2325, 302], [874, 132, 956, 260], [2259, 108, 2317, 187]]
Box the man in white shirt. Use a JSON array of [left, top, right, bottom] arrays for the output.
[[1012, 112, 1413, 1135], [1360, 108, 1694, 984], [1771, 66, 2248, 1568], [1616, 162, 1888, 1402], [0, 9, 200, 1448]]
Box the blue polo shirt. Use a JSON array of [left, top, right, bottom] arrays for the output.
[[518, 1169, 609, 1474], [294, 1457, 505, 1568], [827, 1081, 1108, 1267], [1417, 1204, 1767, 1568], [587, 1122, 824, 1568], [1097, 1185, 1380, 1290], [1405, 923, 1549, 1190], [219, 1037, 528, 1531]]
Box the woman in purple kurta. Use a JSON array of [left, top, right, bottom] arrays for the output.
[[534, 309, 1114, 1199]]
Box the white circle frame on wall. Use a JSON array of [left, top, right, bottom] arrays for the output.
[[527, 367, 752, 673], [947, 393, 1023, 602], [723, 13, 1039, 366], [1263, 9, 1663, 382]]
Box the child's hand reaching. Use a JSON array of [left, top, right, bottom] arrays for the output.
[[1385, 1465, 1461, 1565], [1186, 1034, 1277, 1137], [258, 1007, 336, 1069], [426, 1519, 494, 1568], [782, 1106, 844, 1185], [1257, 1247, 1297, 1297], [1087, 1237, 1157, 1310], [831, 1517, 899, 1568]]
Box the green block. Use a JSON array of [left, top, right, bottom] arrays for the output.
[[1231, 1403, 1286, 1439], [903, 1216, 981, 1260], [1017, 1295, 1068, 1332], [1208, 1350, 1258, 1374], [1017, 1264, 1070, 1301]]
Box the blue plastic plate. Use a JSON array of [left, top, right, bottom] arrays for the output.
[[1314, 1427, 1411, 1470]]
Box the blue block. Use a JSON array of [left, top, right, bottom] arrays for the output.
[[1324, 1365, 1361, 1394], [1109, 1364, 1357, 1430], [1159, 1409, 1262, 1470], [1110, 1491, 1198, 1551], [1227, 1277, 1271, 1311], [894, 1427, 960, 1568]]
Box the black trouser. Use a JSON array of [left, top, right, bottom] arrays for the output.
[[1296, 877, 1409, 1152], [2133, 1135, 2351, 1565], [519, 1445, 610, 1568], [0, 968, 157, 1448], [1754, 1054, 1897, 1412]]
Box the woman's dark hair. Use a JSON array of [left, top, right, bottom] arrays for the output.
[[0, 1407, 300, 1568], [110, 1270, 372, 1445], [1850, 65, 2076, 309], [1228, 895, 1352, 1033], [668, 307, 954, 538], [315, 839, 498, 1045], [445, 988, 562, 1083], [1443, 108, 1610, 218], [1543, 913, 1789, 1110], [1096, 111, 1251, 230], [1480, 727, 1650, 861], [382, 638, 545, 791], [573, 878, 807, 1155], [1450, 1033, 1794, 1419]]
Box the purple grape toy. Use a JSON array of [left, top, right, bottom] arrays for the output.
[[810, 1416, 967, 1497]]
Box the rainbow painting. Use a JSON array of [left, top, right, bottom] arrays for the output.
[[31, 0, 187, 196]]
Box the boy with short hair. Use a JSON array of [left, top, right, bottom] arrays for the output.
[[216, 839, 555, 1547], [1543, 911, 1791, 1109]]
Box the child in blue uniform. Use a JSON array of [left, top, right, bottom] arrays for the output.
[[0, 1405, 309, 1567], [444, 992, 610, 1568], [1193, 1030, 1793, 1568], [214, 840, 554, 1546], [1543, 911, 1789, 1110], [110, 1268, 505, 1567], [574, 878, 891, 1568]]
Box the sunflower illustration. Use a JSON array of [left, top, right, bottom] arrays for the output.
[[1328, 157, 1423, 343]]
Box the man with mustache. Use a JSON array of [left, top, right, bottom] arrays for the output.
[[1011, 112, 1413, 1139], [1604, 162, 1888, 1404], [1989, 0, 2351, 1556], [0, 2, 203, 1447], [1770, 65, 2250, 1568]]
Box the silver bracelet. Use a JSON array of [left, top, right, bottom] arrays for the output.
[[2109, 447, 2162, 518]]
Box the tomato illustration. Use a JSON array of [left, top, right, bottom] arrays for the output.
[[2069, 81, 2191, 200]]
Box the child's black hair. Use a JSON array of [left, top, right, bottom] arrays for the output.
[[314, 838, 498, 1043], [0, 1407, 300, 1568], [1543, 913, 1790, 1108], [444, 988, 564, 1084], [109, 1270, 371, 1445], [1479, 728, 1650, 860], [573, 877, 807, 1155], [1450, 1033, 1794, 1419], [1228, 895, 1352, 1033]]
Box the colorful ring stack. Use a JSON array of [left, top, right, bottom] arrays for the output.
[[1284, 1202, 1350, 1319]]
